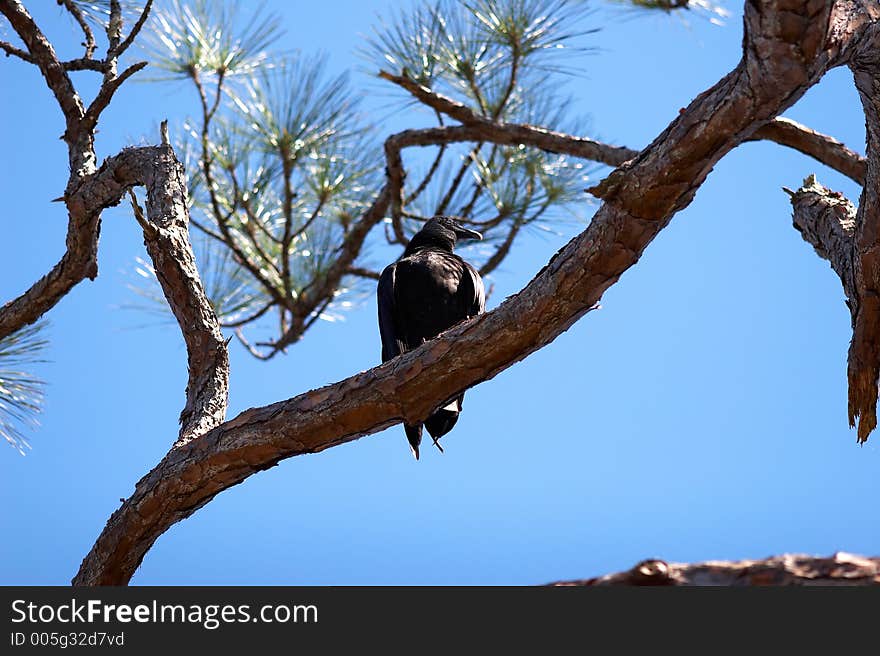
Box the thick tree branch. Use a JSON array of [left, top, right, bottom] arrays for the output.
[[195, 36, 870, 358], [125, 148, 229, 445], [380, 70, 638, 168], [789, 174, 857, 301], [550, 553, 880, 586], [846, 40, 880, 441], [0, 185, 106, 343], [0, 233, 102, 340], [82, 144, 229, 443], [2, 141, 229, 446], [753, 117, 866, 184], [72, 0, 865, 586], [382, 75, 868, 187], [0, 0, 80, 114]]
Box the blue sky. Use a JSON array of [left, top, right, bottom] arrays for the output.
[[1, 1, 877, 585]]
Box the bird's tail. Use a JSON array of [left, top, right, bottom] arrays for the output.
[[424, 395, 463, 448], [404, 423, 423, 460]]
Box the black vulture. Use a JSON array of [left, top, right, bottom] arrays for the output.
[[377, 216, 486, 459]]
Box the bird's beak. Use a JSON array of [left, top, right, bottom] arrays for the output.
[[454, 225, 482, 241]]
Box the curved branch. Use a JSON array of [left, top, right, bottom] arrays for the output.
[[59, 0, 96, 59], [347, 267, 381, 280], [127, 148, 229, 444], [73, 0, 854, 586], [381, 69, 638, 168], [0, 1, 152, 343], [752, 117, 866, 184], [3, 143, 229, 446], [380, 75, 868, 186], [0, 209, 103, 342], [478, 219, 522, 277]]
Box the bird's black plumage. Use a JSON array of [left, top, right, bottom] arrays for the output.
[[377, 216, 485, 459]]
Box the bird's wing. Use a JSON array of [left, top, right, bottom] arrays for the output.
[[465, 261, 486, 316], [377, 263, 405, 362]]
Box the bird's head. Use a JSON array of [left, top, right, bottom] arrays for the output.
[[404, 216, 482, 255]]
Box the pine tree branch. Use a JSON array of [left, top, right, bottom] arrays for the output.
[[58, 0, 96, 59], [380, 73, 867, 186], [0, 38, 33, 62], [479, 218, 522, 276], [82, 144, 229, 445], [752, 117, 866, 184], [347, 267, 381, 280], [380, 70, 637, 168], [72, 0, 870, 586], [112, 0, 153, 59], [82, 60, 148, 131], [263, 185, 391, 355], [0, 2, 156, 345]]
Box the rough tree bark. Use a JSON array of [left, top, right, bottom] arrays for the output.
[[550, 553, 880, 586], [116, 144, 229, 444], [846, 42, 880, 441], [2, 0, 879, 586], [0, 0, 147, 341]]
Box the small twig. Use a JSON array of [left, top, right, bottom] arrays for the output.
[[346, 267, 381, 280], [59, 0, 96, 59], [405, 111, 447, 205], [479, 217, 524, 277], [227, 166, 283, 246], [220, 301, 275, 329], [0, 39, 34, 63], [436, 143, 483, 215], [188, 217, 226, 243], [191, 69, 286, 306], [289, 196, 327, 243], [751, 116, 866, 185], [302, 296, 334, 332]]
